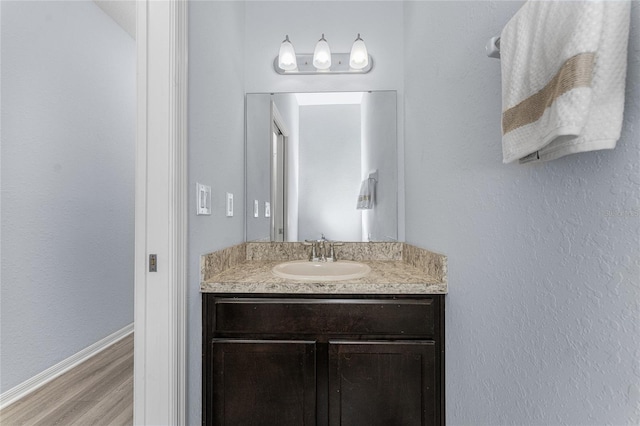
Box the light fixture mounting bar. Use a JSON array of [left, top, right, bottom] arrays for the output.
[[273, 53, 373, 75]]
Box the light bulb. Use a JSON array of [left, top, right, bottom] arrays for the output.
[[349, 34, 369, 70], [278, 35, 297, 71], [313, 34, 332, 70]]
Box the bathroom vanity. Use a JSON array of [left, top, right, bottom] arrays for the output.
[[201, 242, 447, 426]]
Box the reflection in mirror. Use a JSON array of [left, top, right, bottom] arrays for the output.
[[245, 91, 397, 242]]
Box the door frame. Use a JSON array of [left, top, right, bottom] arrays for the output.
[[270, 101, 289, 242], [134, 1, 188, 424]]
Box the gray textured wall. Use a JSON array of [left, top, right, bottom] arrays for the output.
[[404, 1, 640, 424], [189, 1, 639, 423], [0, 0, 135, 392], [188, 1, 245, 423], [243, 1, 405, 94]]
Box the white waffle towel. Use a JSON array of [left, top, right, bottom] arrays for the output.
[[500, 1, 631, 164], [356, 178, 375, 210]]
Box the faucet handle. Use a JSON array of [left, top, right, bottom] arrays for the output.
[[326, 241, 343, 262], [304, 240, 320, 261]]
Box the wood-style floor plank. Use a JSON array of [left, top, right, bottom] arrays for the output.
[[70, 376, 133, 426], [0, 334, 133, 426]]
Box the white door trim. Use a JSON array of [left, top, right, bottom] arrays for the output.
[[270, 102, 289, 242], [134, 1, 188, 424]]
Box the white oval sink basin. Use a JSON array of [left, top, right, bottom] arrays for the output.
[[272, 260, 371, 281]]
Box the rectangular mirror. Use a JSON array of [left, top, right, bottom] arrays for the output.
[[245, 91, 398, 242]]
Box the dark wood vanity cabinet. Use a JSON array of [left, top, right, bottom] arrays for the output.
[[202, 294, 445, 426]]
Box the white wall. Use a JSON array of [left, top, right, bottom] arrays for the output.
[[404, 1, 640, 424], [0, 0, 135, 392], [298, 105, 362, 241], [361, 91, 398, 241], [188, 1, 245, 423]]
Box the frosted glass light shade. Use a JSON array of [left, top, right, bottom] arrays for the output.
[[349, 34, 369, 70], [278, 35, 297, 71], [313, 34, 332, 70]]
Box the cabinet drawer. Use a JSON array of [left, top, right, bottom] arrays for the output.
[[213, 298, 435, 338]]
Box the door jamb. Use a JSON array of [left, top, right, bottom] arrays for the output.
[[134, 1, 188, 424]]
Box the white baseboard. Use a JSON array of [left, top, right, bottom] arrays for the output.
[[0, 323, 134, 410]]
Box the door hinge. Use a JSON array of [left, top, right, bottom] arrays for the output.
[[149, 254, 157, 272]]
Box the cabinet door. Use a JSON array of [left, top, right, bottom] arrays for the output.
[[211, 339, 316, 426], [328, 341, 440, 426]]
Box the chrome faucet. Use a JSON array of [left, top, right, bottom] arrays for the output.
[[304, 234, 326, 261], [304, 234, 342, 262], [318, 233, 328, 261]]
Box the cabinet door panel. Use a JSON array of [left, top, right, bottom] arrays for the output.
[[212, 340, 316, 426], [328, 341, 438, 426]]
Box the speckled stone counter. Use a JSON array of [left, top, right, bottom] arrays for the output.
[[200, 242, 447, 295]]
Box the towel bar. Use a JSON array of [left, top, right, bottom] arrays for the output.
[[486, 36, 501, 58]]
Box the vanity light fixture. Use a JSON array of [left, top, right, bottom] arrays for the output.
[[312, 34, 332, 70], [349, 34, 369, 70], [274, 33, 373, 75], [278, 35, 298, 71]]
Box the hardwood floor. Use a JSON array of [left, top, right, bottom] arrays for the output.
[[0, 334, 133, 426]]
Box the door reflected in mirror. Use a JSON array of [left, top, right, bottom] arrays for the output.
[[245, 91, 397, 242]]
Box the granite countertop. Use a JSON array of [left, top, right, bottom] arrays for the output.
[[200, 259, 447, 295]]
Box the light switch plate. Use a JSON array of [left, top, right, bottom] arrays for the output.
[[226, 193, 234, 217], [265, 202, 271, 218], [196, 183, 211, 215], [254, 200, 259, 218]]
